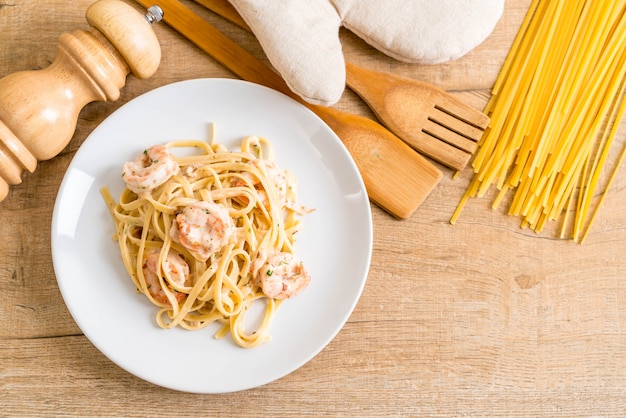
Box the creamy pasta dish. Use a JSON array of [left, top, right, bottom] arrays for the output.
[[101, 134, 313, 348]]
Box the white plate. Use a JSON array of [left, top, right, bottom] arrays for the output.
[[51, 79, 373, 393]]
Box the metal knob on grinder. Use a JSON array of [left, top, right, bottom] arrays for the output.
[[0, 0, 163, 201]]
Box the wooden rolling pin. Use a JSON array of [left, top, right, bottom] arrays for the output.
[[0, 0, 162, 201]]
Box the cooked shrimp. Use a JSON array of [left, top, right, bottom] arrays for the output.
[[170, 201, 234, 260], [254, 252, 310, 299], [142, 249, 190, 305], [122, 145, 180, 194]]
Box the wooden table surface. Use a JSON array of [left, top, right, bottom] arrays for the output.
[[2, 0, 626, 416]]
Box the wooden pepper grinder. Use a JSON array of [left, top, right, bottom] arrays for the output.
[[0, 0, 163, 201]]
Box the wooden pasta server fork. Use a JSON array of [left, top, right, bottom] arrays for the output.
[[345, 63, 489, 172]]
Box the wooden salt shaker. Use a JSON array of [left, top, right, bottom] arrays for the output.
[[0, 0, 162, 201]]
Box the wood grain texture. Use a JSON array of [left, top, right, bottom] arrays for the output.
[[1, 0, 626, 416]]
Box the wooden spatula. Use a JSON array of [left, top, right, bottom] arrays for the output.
[[133, 0, 442, 219], [192, 0, 489, 172]]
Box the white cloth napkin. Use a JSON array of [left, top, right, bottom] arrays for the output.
[[228, 0, 505, 105]]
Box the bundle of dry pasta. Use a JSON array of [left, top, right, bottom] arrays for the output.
[[451, 0, 626, 243]]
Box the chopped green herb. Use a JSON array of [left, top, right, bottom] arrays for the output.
[[266, 269, 273, 276]]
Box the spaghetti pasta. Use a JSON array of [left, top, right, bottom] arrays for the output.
[[451, 0, 626, 242], [101, 134, 313, 348]]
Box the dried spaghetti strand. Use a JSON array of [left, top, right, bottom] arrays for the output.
[[579, 87, 626, 243]]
